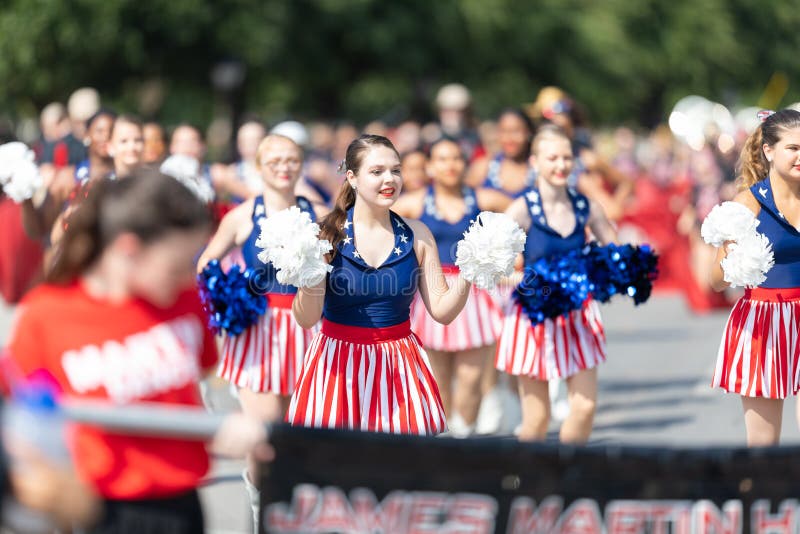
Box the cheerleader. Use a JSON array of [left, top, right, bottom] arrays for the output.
[[709, 109, 800, 447], [287, 134, 472, 435], [393, 138, 509, 435], [49, 115, 144, 246], [74, 109, 116, 186], [198, 134, 326, 422], [466, 108, 535, 198], [496, 125, 617, 443]]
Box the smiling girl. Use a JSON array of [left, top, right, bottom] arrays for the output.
[[709, 109, 800, 447], [287, 134, 473, 435], [497, 125, 617, 443]]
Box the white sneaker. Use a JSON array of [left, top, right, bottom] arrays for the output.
[[448, 412, 476, 438], [475, 387, 504, 435]]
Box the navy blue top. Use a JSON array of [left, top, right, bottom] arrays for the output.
[[749, 179, 800, 288], [418, 185, 479, 266], [75, 159, 90, 186], [522, 186, 590, 264], [482, 154, 536, 199], [241, 195, 316, 295], [323, 208, 419, 327]]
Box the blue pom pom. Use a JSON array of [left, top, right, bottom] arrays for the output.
[[514, 242, 659, 326], [584, 242, 659, 305], [197, 259, 268, 336]]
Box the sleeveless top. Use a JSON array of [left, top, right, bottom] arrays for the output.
[[323, 208, 418, 327], [241, 195, 316, 294], [483, 154, 536, 199], [418, 185, 479, 266], [749, 179, 800, 288], [75, 159, 90, 186], [522, 186, 590, 265]]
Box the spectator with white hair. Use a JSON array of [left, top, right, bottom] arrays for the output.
[[435, 83, 485, 163], [67, 87, 101, 139]]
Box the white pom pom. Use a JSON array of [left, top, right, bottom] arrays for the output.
[[0, 143, 42, 202], [256, 206, 332, 287], [160, 154, 214, 203], [701, 201, 759, 247], [721, 231, 775, 288], [0, 142, 35, 182], [455, 211, 526, 290]]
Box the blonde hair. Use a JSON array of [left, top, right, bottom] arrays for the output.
[[531, 124, 570, 155], [255, 134, 302, 170]]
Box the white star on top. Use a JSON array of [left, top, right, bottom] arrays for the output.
[[394, 247, 402, 255], [399, 234, 408, 243], [352, 250, 361, 259], [759, 187, 768, 198], [526, 190, 539, 202], [343, 220, 352, 229], [539, 216, 546, 224], [343, 236, 352, 245], [576, 199, 586, 209], [255, 204, 265, 216], [395, 219, 406, 229], [531, 205, 541, 215]]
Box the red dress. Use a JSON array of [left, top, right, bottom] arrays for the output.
[[0, 195, 43, 303]]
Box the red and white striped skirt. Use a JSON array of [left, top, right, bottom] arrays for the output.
[[410, 268, 502, 352], [287, 319, 447, 435], [217, 293, 313, 396], [712, 287, 800, 399], [495, 299, 606, 380]]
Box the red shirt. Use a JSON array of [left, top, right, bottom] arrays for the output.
[[6, 281, 218, 500]]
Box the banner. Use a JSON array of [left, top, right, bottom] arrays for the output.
[[260, 424, 800, 534]]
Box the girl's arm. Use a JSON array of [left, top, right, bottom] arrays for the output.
[[196, 201, 252, 272], [476, 187, 513, 213], [709, 191, 760, 292], [292, 277, 326, 329], [504, 196, 532, 232], [586, 198, 618, 245], [391, 189, 425, 218], [409, 219, 470, 325], [465, 155, 490, 188]]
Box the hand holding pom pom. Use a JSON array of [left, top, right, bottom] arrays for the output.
[[455, 211, 526, 289], [0, 142, 42, 203], [701, 201, 759, 247], [256, 206, 332, 287], [721, 231, 774, 288], [197, 260, 267, 336]]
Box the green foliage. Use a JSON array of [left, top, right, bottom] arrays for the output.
[[0, 0, 798, 127]]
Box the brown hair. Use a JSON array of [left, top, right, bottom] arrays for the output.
[[47, 168, 211, 283], [110, 114, 143, 139], [318, 134, 400, 254], [738, 109, 800, 189]]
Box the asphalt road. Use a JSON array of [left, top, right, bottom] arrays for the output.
[[2, 292, 799, 533]]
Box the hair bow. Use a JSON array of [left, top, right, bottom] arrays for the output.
[[757, 110, 776, 123]]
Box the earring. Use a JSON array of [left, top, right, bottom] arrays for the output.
[[351, 183, 357, 191]]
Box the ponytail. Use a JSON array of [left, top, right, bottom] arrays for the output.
[[737, 108, 800, 190], [737, 126, 768, 190], [47, 181, 106, 283], [318, 181, 356, 257]]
